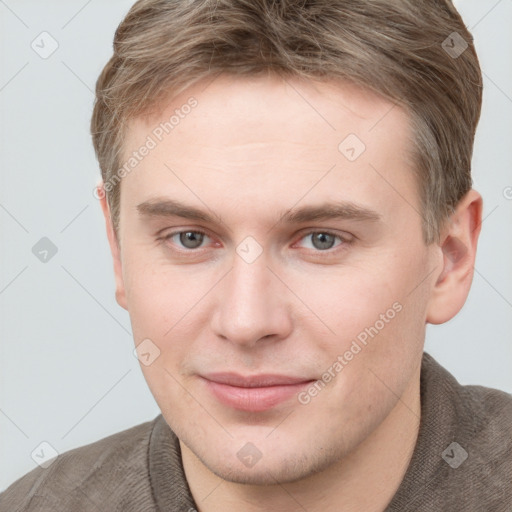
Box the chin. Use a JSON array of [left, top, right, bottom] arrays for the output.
[[192, 438, 345, 486]]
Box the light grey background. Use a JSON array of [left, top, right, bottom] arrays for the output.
[[1, 0, 511, 492]]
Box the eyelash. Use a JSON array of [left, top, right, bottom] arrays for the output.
[[158, 228, 353, 258]]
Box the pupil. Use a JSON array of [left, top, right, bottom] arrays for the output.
[[181, 232, 203, 249], [314, 233, 334, 250]]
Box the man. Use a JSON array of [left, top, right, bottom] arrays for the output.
[[1, 0, 511, 510]]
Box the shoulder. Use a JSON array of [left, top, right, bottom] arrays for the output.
[[448, 381, 512, 509], [0, 416, 161, 512], [457, 381, 512, 468], [389, 354, 512, 511], [422, 352, 512, 445], [430, 353, 512, 458], [423, 354, 512, 508]]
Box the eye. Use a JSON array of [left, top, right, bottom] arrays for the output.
[[295, 231, 350, 252], [162, 229, 211, 250], [158, 229, 353, 256]]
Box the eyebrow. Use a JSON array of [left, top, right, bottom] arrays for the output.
[[136, 198, 381, 225]]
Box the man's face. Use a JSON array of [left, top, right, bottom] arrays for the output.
[[112, 75, 439, 484]]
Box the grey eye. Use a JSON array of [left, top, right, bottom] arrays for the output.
[[178, 231, 206, 249], [309, 233, 337, 250]]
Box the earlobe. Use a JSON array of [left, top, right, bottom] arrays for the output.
[[98, 183, 128, 310], [426, 189, 483, 325]]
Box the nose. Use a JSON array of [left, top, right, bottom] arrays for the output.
[[210, 250, 293, 349]]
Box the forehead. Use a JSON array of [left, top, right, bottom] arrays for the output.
[[120, 74, 418, 229], [130, 74, 410, 146]]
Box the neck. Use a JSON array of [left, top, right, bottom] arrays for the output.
[[181, 369, 421, 512]]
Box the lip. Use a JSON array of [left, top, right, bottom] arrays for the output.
[[200, 373, 315, 412]]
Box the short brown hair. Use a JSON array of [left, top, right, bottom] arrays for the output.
[[91, 0, 482, 244]]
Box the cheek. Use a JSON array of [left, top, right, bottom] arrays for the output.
[[299, 250, 429, 376], [121, 253, 175, 341], [122, 233, 429, 351], [290, 267, 400, 342], [122, 252, 212, 379]]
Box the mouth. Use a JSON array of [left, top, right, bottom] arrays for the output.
[[200, 373, 316, 412]]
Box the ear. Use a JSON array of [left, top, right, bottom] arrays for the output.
[[426, 189, 483, 324], [98, 183, 128, 310]]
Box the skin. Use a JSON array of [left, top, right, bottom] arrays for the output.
[[99, 74, 482, 511]]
